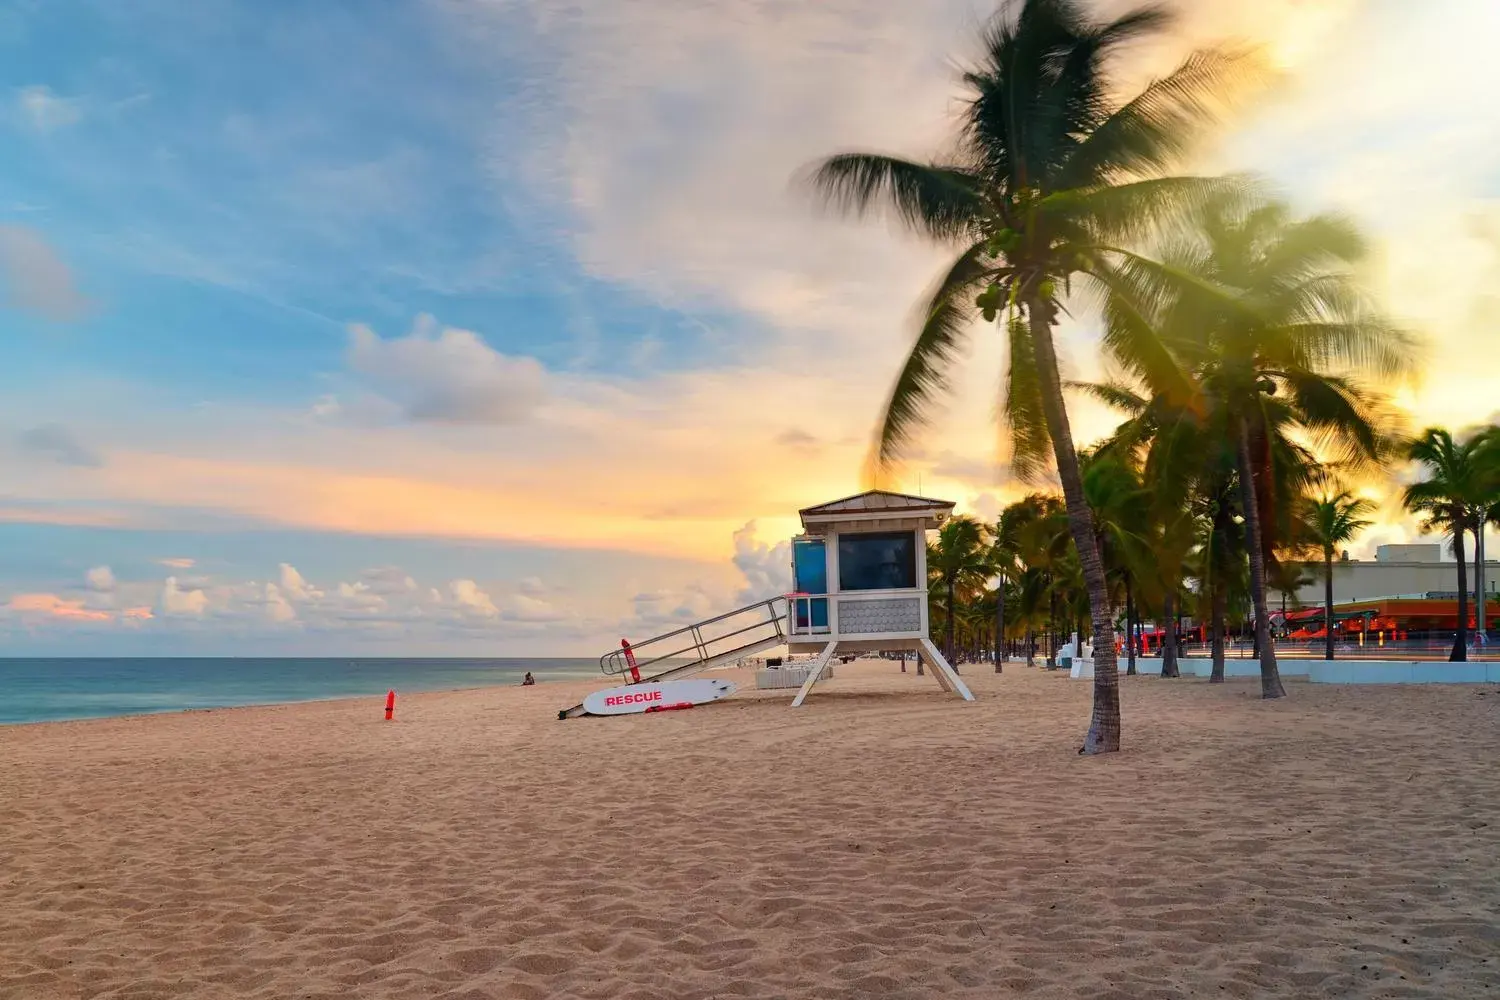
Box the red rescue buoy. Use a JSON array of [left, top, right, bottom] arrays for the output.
[[621, 638, 641, 683], [384, 690, 395, 721]]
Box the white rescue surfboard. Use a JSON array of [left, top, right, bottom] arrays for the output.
[[582, 678, 737, 716]]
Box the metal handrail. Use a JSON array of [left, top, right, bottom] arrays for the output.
[[600, 596, 789, 677]]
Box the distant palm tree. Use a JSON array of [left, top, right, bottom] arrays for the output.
[[1469, 425, 1500, 640], [928, 515, 990, 665], [1080, 449, 1151, 674], [1299, 490, 1375, 661], [990, 498, 1041, 672], [1403, 428, 1487, 661], [808, 0, 1252, 752]]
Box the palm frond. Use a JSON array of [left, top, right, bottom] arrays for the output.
[[1066, 378, 1149, 414], [1002, 312, 1053, 482], [1280, 371, 1383, 465], [1043, 174, 1260, 246], [1058, 48, 1262, 187], [804, 154, 982, 242], [868, 241, 995, 473], [1085, 255, 1198, 405]]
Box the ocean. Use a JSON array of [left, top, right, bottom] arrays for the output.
[[0, 657, 603, 726]]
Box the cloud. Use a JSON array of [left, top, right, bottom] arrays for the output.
[[334, 581, 387, 611], [158, 557, 195, 569], [631, 585, 717, 630], [7, 592, 111, 621], [0, 226, 89, 320], [346, 315, 548, 425], [264, 582, 297, 623], [16, 423, 103, 468], [929, 450, 1002, 487], [495, 592, 568, 623], [359, 565, 418, 595], [449, 578, 499, 617], [310, 395, 341, 419], [160, 576, 208, 616], [731, 521, 790, 603], [85, 565, 115, 592], [963, 491, 1001, 524], [15, 85, 81, 131], [278, 563, 322, 601], [774, 428, 821, 454]]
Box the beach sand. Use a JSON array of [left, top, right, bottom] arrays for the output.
[[4, 661, 1498, 999]]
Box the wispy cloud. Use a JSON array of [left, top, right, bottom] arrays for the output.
[[17, 424, 103, 468], [14, 85, 81, 131], [0, 226, 89, 320]]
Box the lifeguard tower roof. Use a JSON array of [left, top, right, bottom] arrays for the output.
[[797, 489, 955, 534]]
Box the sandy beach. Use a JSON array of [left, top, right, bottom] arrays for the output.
[[4, 662, 1498, 999]]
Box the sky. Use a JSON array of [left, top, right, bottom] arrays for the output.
[[2, 0, 1498, 655]]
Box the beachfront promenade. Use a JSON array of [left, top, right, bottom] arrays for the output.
[[5, 661, 1497, 999]]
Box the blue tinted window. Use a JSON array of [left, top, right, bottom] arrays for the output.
[[838, 532, 917, 591]]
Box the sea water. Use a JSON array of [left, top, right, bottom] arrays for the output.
[[0, 658, 602, 725]]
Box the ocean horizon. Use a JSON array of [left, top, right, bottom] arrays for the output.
[[0, 657, 603, 726]]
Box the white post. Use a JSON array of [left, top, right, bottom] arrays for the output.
[[919, 637, 975, 702], [791, 641, 838, 708]]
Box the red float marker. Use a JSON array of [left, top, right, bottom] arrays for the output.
[[384, 690, 395, 721], [620, 638, 641, 683]]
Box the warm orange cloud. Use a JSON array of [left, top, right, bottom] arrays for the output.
[[0, 505, 124, 527], [8, 593, 112, 621]]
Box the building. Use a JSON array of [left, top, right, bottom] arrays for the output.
[[1285, 543, 1500, 606], [558, 489, 975, 718]]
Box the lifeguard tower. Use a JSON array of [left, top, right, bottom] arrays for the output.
[[558, 490, 973, 718]]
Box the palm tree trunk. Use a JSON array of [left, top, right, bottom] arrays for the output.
[[1324, 549, 1335, 661], [1452, 520, 1469, 662], [1234, 418, 1286, 699], [1027, 299, 1118, 753], [1025, 627, 1035, 667], [1046, 579, 1057, 668], [1476, 528, 1487, 644], [945, 576, 957, 665], [1210, 582, 1227, 683], [1124, 576, 1137, 676], [1161, 590, 1179, 677], [994, 578, 1005, 673]]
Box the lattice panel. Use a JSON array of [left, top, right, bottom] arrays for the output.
[[838, 597, 921, 634]]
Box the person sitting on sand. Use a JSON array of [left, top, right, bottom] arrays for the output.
[[521, 672, 536, 686]]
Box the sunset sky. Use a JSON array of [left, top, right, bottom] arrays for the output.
[[3, 0, 1497, 654]]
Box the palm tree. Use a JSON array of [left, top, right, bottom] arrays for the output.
[[1086, 380, 1214, 679], [928, 515, 990, 665], [1469, 425, 1500, 642], [1188, 466, 1247, 683], [808, 0, 1253, 752], [1403, 428, 1487, 661], [1105, 194, 1411, 697], [991, 497, 1042, 672], [1081, 449, 1151, 674], [1298, 489, 1375, 660]]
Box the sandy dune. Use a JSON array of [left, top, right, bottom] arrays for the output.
[[4, 661, 1498, 999]]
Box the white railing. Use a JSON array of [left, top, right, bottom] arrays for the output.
[[601, 597, 788, 678]]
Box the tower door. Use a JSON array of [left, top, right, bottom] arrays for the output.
[[792, 538, 829, 630]]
